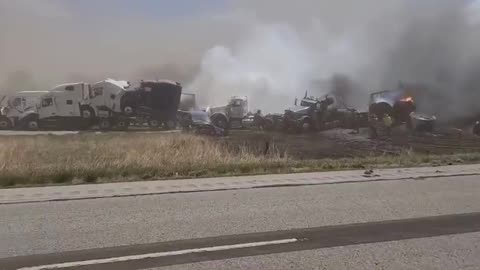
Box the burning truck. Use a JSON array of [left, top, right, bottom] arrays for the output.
[[368, 89, 437, 136]]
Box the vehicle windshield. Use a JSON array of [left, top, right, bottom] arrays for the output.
[[41, 98, 53, 107], [190, 111, 211, 123]]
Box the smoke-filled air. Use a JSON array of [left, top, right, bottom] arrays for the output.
[[2, 0, 480, 118]]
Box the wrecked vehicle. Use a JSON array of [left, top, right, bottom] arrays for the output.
[[0, 79, 182, 131], [280, 93, 369, 133], [179, 93, 198, 112], [368, 88, 436, 136], [282, 94, 360, 133], [337, 108, 369, 132], [0, 91, 48, 130], [282, 95, 334, 132], [207, 96, 249, 129], [0, 81, 98, 131], [369, 90, 416, 126], [241, 110, 273, 130], [88, 79, 131, 130], [120, 80, 182, 129], [409, 112, 437, 133], [35, 80, 129, 131], [178, 110, 226, 136]]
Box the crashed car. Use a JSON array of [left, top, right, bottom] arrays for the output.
[[178, 110, 226, 136]]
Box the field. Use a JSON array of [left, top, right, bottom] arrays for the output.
[[1, 128, 480, 187]]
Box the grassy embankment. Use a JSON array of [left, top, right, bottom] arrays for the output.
[[1, 133, 479, 187]]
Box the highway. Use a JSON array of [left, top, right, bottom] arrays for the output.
[[1, 173, 480, 269]]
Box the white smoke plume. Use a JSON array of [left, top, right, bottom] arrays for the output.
[[188, 23, 314, 112], [190, 0, 480, 118]]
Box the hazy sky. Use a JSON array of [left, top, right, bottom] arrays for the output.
[[2, 0, 480, 115], [0, 0, 235, 84]]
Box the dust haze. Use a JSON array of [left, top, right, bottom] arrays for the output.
[[2, 0, 480, 120]]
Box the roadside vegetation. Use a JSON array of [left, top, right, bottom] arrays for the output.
[[1, 132, 479, 187]]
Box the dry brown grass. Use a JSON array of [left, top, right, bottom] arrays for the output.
[[0, 133, 290, 186], [1, 133, 480, 187]]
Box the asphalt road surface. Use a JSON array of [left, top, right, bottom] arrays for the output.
[[1, 175, 480, 269]]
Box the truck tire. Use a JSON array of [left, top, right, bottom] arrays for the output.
[[80, 106, 94, 119], [25, 118, 39, 131], [99, 118, 112, 130], [148, 119, 161, 129], [80, 106, 95, 129], [211, 114, 228, 129], [302, 118, 314, 132], [115, 119, 129, 131], [123, 105, 134, 116], [0, 116, 12, 130]]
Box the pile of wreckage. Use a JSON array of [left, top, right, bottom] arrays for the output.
[[1, 78, 478, 138], [178, 83, 463, 138]]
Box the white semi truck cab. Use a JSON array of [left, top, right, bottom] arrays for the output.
[[0, 79, 129, 130], [37, 79, 131, 130], [208, 96, 249, 129]]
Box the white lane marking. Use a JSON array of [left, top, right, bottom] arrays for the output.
[[19, 238, 298, 270]]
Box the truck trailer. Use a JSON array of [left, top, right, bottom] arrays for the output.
[[0, 79, 183, 131]]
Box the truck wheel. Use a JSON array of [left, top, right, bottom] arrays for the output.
[[116, 119, 129, 131], [302, 119, 314, 132], [123, 105, 134, 116], [80, 106, 95, 129], [148, 119, 161, 129], [212, 115, 228, 129], [81, 107, 94, 119], [0, 116, 11, 130], [99, 119, 112, 130], [25, 119, 39, 131]]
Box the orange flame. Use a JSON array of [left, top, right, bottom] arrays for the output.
[[400, 96, 414, 103]]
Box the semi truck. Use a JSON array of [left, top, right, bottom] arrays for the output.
[[117, 80, 182, 129], [277, 94, 368, 133], [368, 89, 436, 136], [207, 96, 249, 129], [0, 79, 183, 131]]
